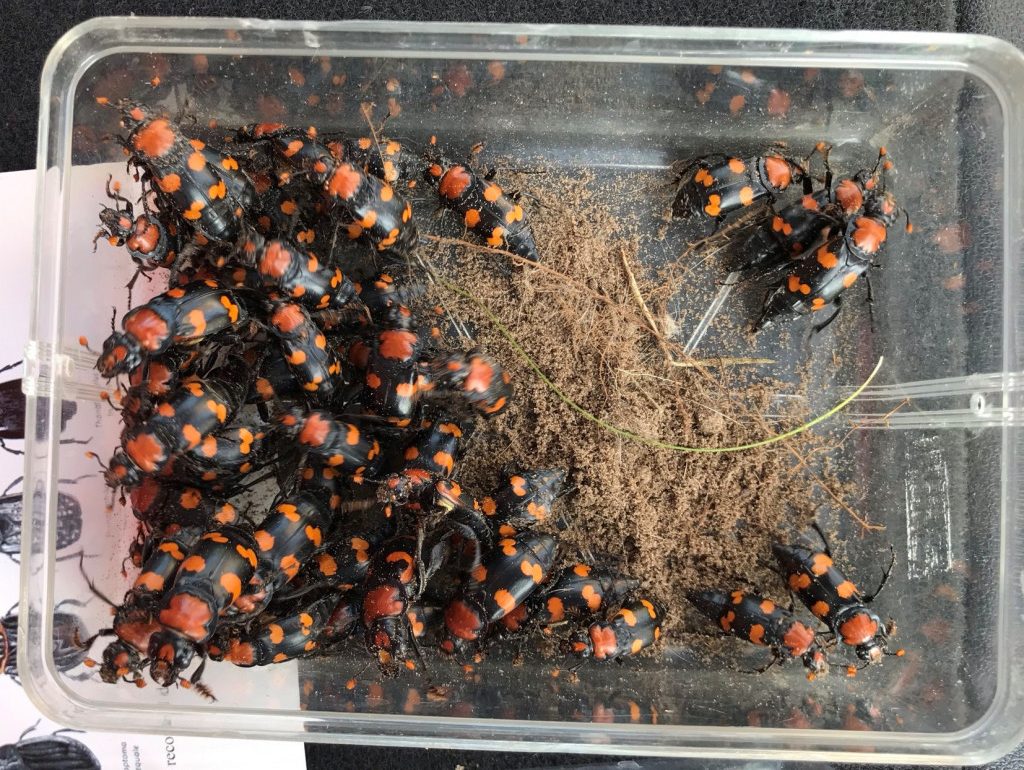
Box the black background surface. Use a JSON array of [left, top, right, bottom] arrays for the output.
[[5, 2, 1022, 769]]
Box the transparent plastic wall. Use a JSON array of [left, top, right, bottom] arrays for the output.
[[22, 20, 1024, 764]]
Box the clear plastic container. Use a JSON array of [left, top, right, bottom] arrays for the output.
[[21, 18, 1024, 764]]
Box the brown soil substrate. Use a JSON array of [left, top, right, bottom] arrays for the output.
[[423, 166, 848, 640]]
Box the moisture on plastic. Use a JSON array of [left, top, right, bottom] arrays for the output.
[[20, 18, 1024, 765]]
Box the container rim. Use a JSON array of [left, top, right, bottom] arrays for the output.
[[22, 17, 1024, 764], [39, 16, 1024, 48]]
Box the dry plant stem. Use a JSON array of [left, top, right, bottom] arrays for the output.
[[681, 205, 766, 259], [851, 398, 913, 429], [669, 357, 775, 368], [359, 101, 389, 177], [806, 399, 911, 461], [610, 239, 768, 371], [786, 445, 884, 534], [620, 241, 772, 369], [619, 245, 669, 349], [417, 247, 473, 341], [878, 398, 912, 425]]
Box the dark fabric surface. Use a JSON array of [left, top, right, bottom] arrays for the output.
[[6, 2, 1022, 769]]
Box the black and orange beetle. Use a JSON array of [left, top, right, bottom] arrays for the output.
[[334, 135, 406, 184], [266, 302, 347, 408], [378, 418, 467, 508], [78, 558, 171, 687], [236, 123, 337, 187], [104, 358, 249, 490], [425, 158, 539, 262], [772, 536, 900, 666], [94, 176, 178, 279], [246, 492, 335, 608], [253, 236, 361, 314], [363, 304, 429, 426], [89, 612, 154, 687], [249, 348, 303, 407], [734, 147, 885, 274], [487, 468, 567, 529], [360, 534, 424, 670], [692, 66, 793, 119], [500, 563, 638, 633], [115, 349, 203, 425], [167, 421, 274, 492], [440, 532, 558, 655], [564, 597, 664, 661], [111, 99, 256, 244], [355, 270, 427, 319], [426, 349, 512, 417], [279, 408, 384, 483], [128, 525, 206, 605], [244, 125, 418, 257], [431, 477, 495, 567], [688, 589, 829, 678], [128, 478, 238, 531], [326, 158, 419, 256], [292, 519, 390, 595], [753, 189, 909, 332], [96, 280, 249, 377], [732, 185, 837, 275], [146, 524, 261, 687], [672, 152, 809, 223], [212, 590, 340, 667]]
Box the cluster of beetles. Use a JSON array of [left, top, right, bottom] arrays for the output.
[[673, 141, 911, 331], [80, 98, 664, 696], [76, 94, 902, 698]]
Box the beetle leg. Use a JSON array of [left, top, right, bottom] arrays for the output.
[[810, 299, 842, 335]]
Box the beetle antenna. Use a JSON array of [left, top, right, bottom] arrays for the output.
[[78, 336, 98, 354], [84, 451, 109, 471]]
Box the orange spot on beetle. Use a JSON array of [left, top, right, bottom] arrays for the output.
[[811, 553, 833, 575], [439, 166, 472, 199], [220, 572, 242, 601], [788, 573, 811, 590], [494, 589, 517, 614], [836, 580, 858, 598], [703, 194, 722, 217], [133, 118, 176, 158]]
